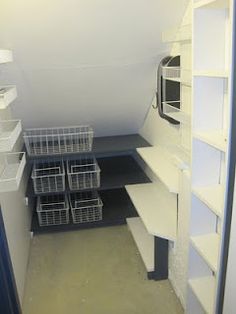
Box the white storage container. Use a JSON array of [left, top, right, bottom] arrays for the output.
[[0, 152, 26, 192], [23, 126, 94, 156], [0, 86, 17, 109], [69, 191, 103, 224], [0, 120, 22, 152], [37, 194, 70, 226], [31, 159, 65, 194], [67, 156, 100, 191], [0, 50, 13, 63]]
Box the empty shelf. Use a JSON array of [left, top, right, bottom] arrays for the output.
[[0, 86, 17, 109], [162, 24, 192, 43], [189, 276, 216, 314], [137, 146, 179, 193], [0, 50, 13, 63], [191, 233, 220, 272], [0, 152, 26, 192], [192, 185, 224, 217], [193, 130, 227, 152], [194, 70, 228, 78], [194, 0, 229, 9], [127, 217, 154, 272], [0, 120, 22, 152], [163, 102, 191, 124], [125, 182, 177, 241]]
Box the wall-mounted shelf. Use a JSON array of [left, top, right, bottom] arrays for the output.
[[162, 24, 191, 43], [191, 233, 220, 272], [125, 182, 177, 241], [0, 120, 22, 152], [0, 152, 26, 193], [127, 217, 154, 272], [137, 146, 179, 193], [163, 101, 191, 124], [193, 130, 227, 152], [0, 86, 17, 109], [194, 0, 229, 9], [193, 70, 228, 78], [192, 185, 224, 217], [0, 50, 13, 64], [189, 276, 216, 314]]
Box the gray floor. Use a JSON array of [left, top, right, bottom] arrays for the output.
[[23, 225, 183, 314]]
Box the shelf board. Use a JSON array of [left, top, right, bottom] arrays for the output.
[[127, 217, 154, 272], [191, 233, 220, 272], [31, 188, 138, 234], [125, 182, 177, 241], [192, 185, 224, 217], [26, 155, 151, 197], [189, 276, 216, 314], [0, 86, 17, 109], [137, 146, 179, 193], [27, 134, 151, 159], [193, 130, 227, 152], [0, 50, 13, 63], [193, 70, 228, 78], [194, 0, 229, 9]]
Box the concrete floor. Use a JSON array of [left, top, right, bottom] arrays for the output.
[[23, 225, 183, 314]]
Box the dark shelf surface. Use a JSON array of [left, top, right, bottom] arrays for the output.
[[26, 134, 151, 160], [31, 188, 138, 234], [26, 155, 151, 197]]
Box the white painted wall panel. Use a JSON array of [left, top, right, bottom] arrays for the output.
[[0, 0, 188, 134]]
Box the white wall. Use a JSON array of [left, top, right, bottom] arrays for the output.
[[0, 132, 31, 305], [0, 0, 188, 136], [140, 2, 192, 308]]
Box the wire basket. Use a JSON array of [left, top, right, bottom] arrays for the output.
[[23, 126, 94, 156], [37, 194, 70, 226], [67, 156, 100, 191], [31, 159, 65, 194], [69, 191, 103, 224], [162, 66, 181, 80]]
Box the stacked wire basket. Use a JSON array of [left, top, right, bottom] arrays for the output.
[[24, 126, 103, 227]]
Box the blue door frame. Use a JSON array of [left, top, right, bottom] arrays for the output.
[[0, 206, 21, 314]]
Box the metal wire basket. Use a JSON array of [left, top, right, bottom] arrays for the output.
[[31, 159, 65, 194], [23, 126, 94, 156], [67, 156, 100, 191], [37, 194, 70, 226], [162, 66, 181, 80], [69, 191, 103, 224]]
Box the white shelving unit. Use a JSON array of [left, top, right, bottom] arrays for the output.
[[127, 217, 154, 272], [0, 50, 13, 64], [0, 86, 17, 109], [0, 120, 22, 152], [187, 0, 232, 313], [125, 182, 177, 241], [0, 152, 26, 192], [137, 146, 179, 193]]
